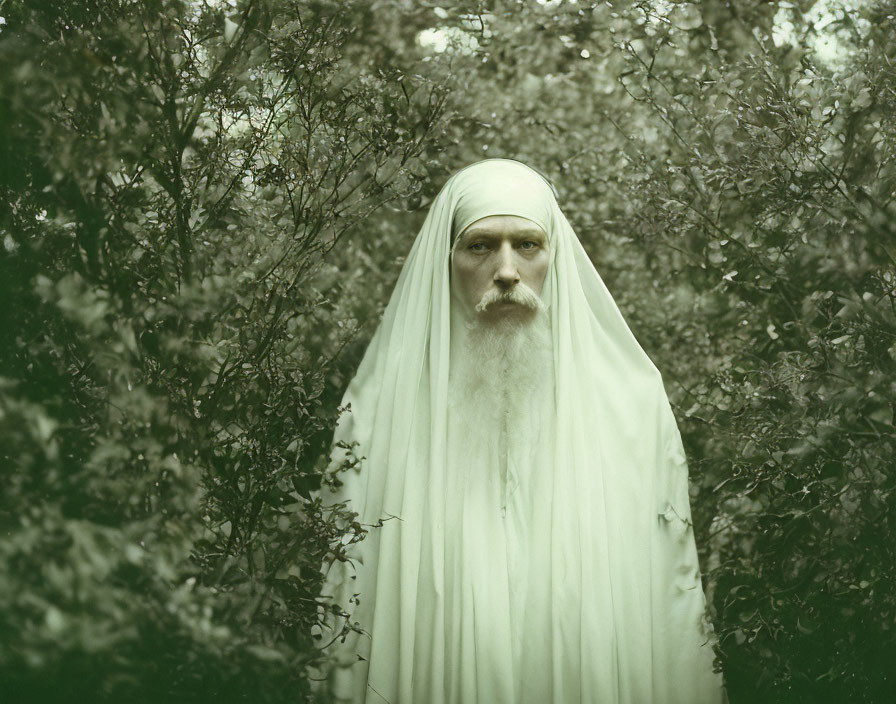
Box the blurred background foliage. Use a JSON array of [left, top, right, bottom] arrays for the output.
[[1, 0, 894, 702]]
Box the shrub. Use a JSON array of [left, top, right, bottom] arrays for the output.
[[0, 1, 448, 701]]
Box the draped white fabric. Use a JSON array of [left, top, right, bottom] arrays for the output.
[[315, 159, 726, 704]]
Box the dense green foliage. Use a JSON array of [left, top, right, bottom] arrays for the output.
[[2, 0, 894, 702], [1, 1, 448, 701]]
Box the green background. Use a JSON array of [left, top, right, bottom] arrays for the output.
[[1, 1, 894, 701]]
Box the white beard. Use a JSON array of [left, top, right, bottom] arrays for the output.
[[447, 305, 555, 489], [450, 312, 551, 415]]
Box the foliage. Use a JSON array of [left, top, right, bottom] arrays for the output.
[[3, 0, 895, 702], [0, 0, 448, 701], [615, 5, 896, 701]]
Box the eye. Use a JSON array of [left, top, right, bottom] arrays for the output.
[[519, 241, 540, 251], [468, 242, 488, 253]]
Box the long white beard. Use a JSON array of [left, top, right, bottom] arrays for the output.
[[448, 304, 554, 485], [450, 313, 551, 412]]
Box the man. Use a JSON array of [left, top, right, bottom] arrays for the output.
[[317, 159, 726, 703]]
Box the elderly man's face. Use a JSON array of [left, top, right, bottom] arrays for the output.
[[451, 215, 549, 322]]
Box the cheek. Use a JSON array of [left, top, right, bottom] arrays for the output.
[[524, 253, 550, 292], [451, 257, 486, 301]]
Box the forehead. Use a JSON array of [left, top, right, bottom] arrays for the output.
[[459, 215, 547, 241]]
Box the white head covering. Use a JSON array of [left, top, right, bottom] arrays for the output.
[[449, 159, 554, 239], [317, 159, 726, 704]]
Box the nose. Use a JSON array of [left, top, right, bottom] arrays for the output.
[[494, 244, 520, 290]]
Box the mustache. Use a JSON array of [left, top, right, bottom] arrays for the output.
[[474, 283, 546, 314]]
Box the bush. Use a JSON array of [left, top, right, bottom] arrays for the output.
[[0, 1, 448, 701]]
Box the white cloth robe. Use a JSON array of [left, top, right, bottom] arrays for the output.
[[314, 159, 727, 704]]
